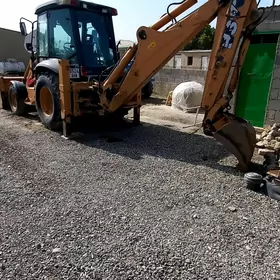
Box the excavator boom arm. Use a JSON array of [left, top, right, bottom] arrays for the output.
[[101, 0, 264, 171], [101, 0, 223, 110]]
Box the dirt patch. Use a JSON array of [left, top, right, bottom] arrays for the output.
[[128, 96, 204, 133]]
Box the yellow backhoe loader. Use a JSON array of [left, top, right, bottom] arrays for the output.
[[0, 0, 271, 171]]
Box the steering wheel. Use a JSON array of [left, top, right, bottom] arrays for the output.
[[64, 42, 74, 52]]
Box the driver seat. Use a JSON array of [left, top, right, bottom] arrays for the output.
[[82, 35, 99, 64]]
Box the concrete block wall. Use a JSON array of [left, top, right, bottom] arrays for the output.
[[153, 68, 207, 97], [264, 34, 280, 126], [254, 7, 280, 34]]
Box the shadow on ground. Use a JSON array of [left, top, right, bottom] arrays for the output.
[[6, 107, 260, 176], [68, 117, 254, 175], [1, 108, 263, 176], [142, 96, 166, 105]]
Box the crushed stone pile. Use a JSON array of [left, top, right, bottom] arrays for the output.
[[255, 123, 280, 173], [256, 123, 280, 155]]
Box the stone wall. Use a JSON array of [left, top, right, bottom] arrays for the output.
[[153, 68, 207, 97], [264, 34, 280, 126]]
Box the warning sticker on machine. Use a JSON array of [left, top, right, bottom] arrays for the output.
[[69, 65, 80, 79]]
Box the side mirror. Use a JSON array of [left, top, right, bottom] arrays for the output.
[[116, 40, 121, 50], [116, 40, 121, 60], [19, 22, 27, 36]]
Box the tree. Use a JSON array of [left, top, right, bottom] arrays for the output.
[[183, 25, 215, 50]]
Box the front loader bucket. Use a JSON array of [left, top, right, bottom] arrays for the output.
[[213, 118, 256, 172]]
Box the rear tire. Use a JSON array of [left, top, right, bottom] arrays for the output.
[[142, 80, 153, 99], [8, 84, 26, 116], [35, 71, 62, 131]]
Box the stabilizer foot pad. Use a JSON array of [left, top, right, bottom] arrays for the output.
[[61, 132, 84, 140]]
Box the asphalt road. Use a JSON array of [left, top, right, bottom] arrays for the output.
[[1, 109, 280, 280]]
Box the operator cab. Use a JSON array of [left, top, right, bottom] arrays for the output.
[[20, 0, 119, 81]]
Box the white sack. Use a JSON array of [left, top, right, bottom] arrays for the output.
[[171, 81, 204, 113]]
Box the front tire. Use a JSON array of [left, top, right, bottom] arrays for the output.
[[35, 71, 61, 131]]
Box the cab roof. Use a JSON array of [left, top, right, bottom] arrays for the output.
[[35, 0, 117, 15]]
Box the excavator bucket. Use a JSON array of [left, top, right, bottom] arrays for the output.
[[212, 116, 257, 172]]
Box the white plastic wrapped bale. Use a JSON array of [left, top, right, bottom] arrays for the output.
[[171, 81, 204, 113]]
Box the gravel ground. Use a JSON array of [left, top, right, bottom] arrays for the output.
[[1, 109, 280, 280]]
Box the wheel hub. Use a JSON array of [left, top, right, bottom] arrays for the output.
[[40, 87, 53, 116], [9, 89, 17, 111]]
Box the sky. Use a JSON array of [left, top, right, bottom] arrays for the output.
[[0, 0, 278, 42]]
